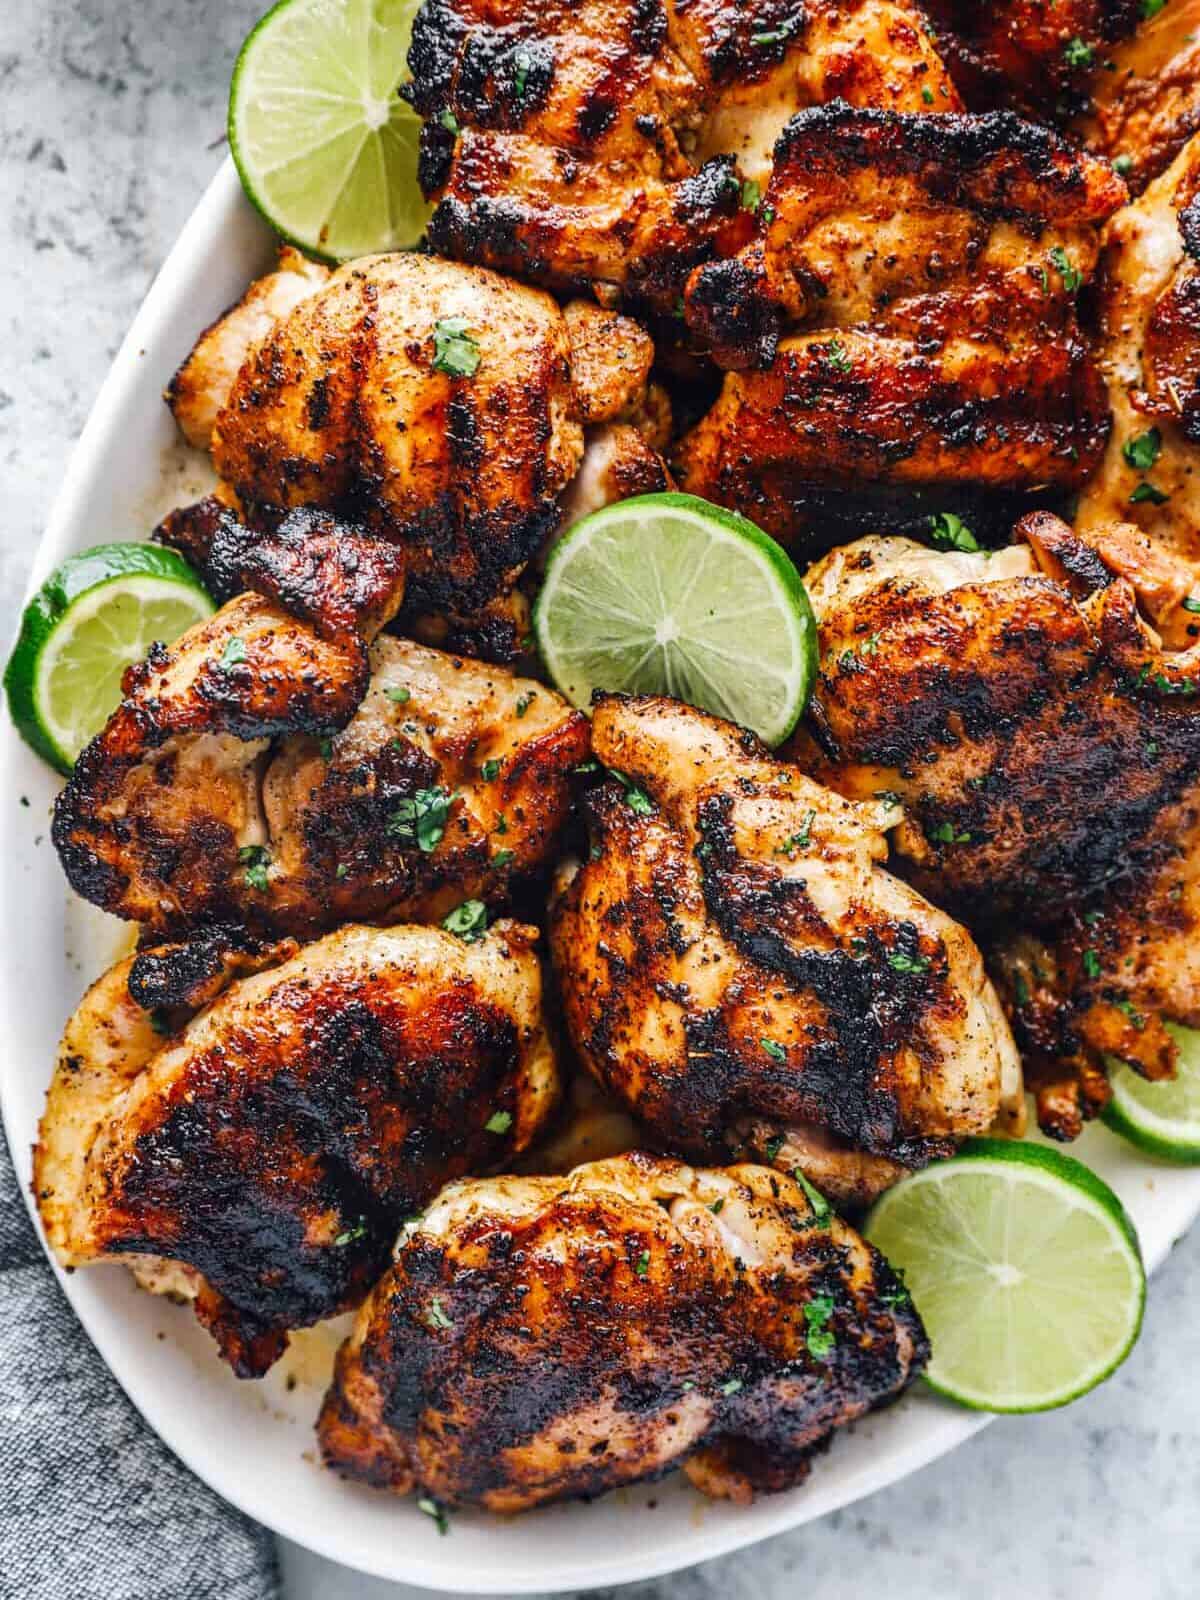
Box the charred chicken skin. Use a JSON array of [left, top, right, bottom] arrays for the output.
[[407, 0, 958, 312], [52, 586, 589, 939], [167, 251, 665, 640], [675, 105, 1126, 554], [796, 515, 1200, 1138], [550, 695, 1022, 1208], [35, 921, 559, 1376], [318, 1152, 927, 1510]]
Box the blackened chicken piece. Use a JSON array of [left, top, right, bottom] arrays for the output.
[[406, 0, 957, 312], [549, 695, 1022, 1208], [675, 106, 1126, 557], [52, 594, 589, 939], [34, 921, 559, 1376], [167, 252, 665, 640], [318, 1153, 927, 1510], [795, 516, 1200, 1139], [924, 1, 1141, 120], [1078, 132, 1200, 578]]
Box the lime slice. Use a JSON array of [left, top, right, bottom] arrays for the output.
[[229, 0, 431, 262], [864, 1139, 1145, 1413], [534, 492, 817, 746], [1103, 1022, 1200, 1162], [5, 543, 214, 773]]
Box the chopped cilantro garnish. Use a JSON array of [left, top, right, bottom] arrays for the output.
[[485, 1109, 513, 1134], [389, 787, 453, 852], [792, 1169, 832, 1228], [480, 758, 502, 781], [442, 899, 489, 942], [1115, 998, 1146, 1029], [1062, 37, 1095, 69], [928, 511, 981, 553], [432, 316, 481, 378], [1082, 948, 1102, 978], [426, 1296, 453, 1330], [1123, 428, 1162, 470], [417, 1496, 450, 1535], [1013, 973, 1032, 1008], [1130, 481, 1169, 505], [1114, 154, 1133, 176], [1049, 245, 1084, 292], [775, 810, 816, 857], [708, 1198, 725, 1215], [887, 949, 931, 974], [609, 768, 653, 814], [634, 1249, 651, 1277], [384, 684, 411, 704], [219, 636, 246, 669], [238, 843, 270, 892], [439, 108, 461, 135], [515, 692, 534, 717], [334, 1220, 368, 1247], [804, 1294, 836, 1358], [818, 336, 853, 374], [719, 1376, 744, 1395], [1183, 597, 1200, 614], [740, 178, 762, 212], [761, 1038, 787, 1064], [493, 848, 515, 868]]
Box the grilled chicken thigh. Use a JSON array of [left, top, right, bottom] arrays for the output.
[[797, 517, 1200, 1137], [675, 106, 1126, 553], [407, 0, 957, 311], [549, 696, 1022, 1206], [53, 589, 588, 938], [1077, 132, 1200, 577], [318, 1152, 927, 1510], [167, 251, 665, 636], [35, 921, 558, 1376]]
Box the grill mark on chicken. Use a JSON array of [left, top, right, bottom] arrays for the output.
[[34, 922, 560, 1376], [407, 0, 956, 310], [318, 1154, 927, 1509], [52, 596, 589, 939], [549, 695, 1020, 1204]]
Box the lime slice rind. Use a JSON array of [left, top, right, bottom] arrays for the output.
[[865, 1139, 1145, 1414], [229, 0, 432, 262], [1103, 1022, 1200, 1163], [5, 544, 214, 774], [534, 492, 817, 746]]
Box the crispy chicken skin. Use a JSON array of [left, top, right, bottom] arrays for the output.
[[924, 1, 1142, 118], [675, 106, 1125, 552], [795, 518, 1200, 1138], [407, 0, 956, 310], [549, 696, 1022, 1207], [797, 520, 1200, 925], [166, 246, 329, 450], [168, 253, 664, 631], [317, 1152, 927, 1510], [35, 921, 559, 1376], [1078, 133, 1200, 577], [52, 593, 589, 938]]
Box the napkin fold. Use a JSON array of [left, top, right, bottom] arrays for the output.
[[0, 1128, 281, 1600]]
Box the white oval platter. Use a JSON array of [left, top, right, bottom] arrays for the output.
[[2, 158, 1199, 1594]]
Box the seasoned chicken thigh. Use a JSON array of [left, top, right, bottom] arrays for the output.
[[407, 0, 957, 311], [35, 921, 558, 1376], [549, 696, 1022, 1207], [53, 587, 588, 939], [168, 251, 665, 637], [318, 1153, 927, 1510], [796, 517, 1200, 1138], [676, 106, 1126, 553]]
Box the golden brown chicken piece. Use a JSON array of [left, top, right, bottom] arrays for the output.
[[795, 516, 1200, 1139], [167, 252, 664, 636], [549, 696, 1022, 1208], [407, 0, 957, 311], [1078, 133, 1200, 578], [318, 1153, 927, 1510], [675, 106, 1126, 555], [35, 921, 559, 1377], [52, 589, 589, 939]]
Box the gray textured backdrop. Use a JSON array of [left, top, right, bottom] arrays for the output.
[[2, 4, 1199, 1597]]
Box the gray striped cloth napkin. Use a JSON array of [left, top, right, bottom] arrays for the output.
[[0, 1128, 281, 1600]]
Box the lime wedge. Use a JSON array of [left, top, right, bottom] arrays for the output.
[[865, 1139, 1145, 1413], [229, 0, 431, 262], [5, 543, 214, 773], [1103, 1022, 1200, 1162], [534, 492, 817, 746]]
